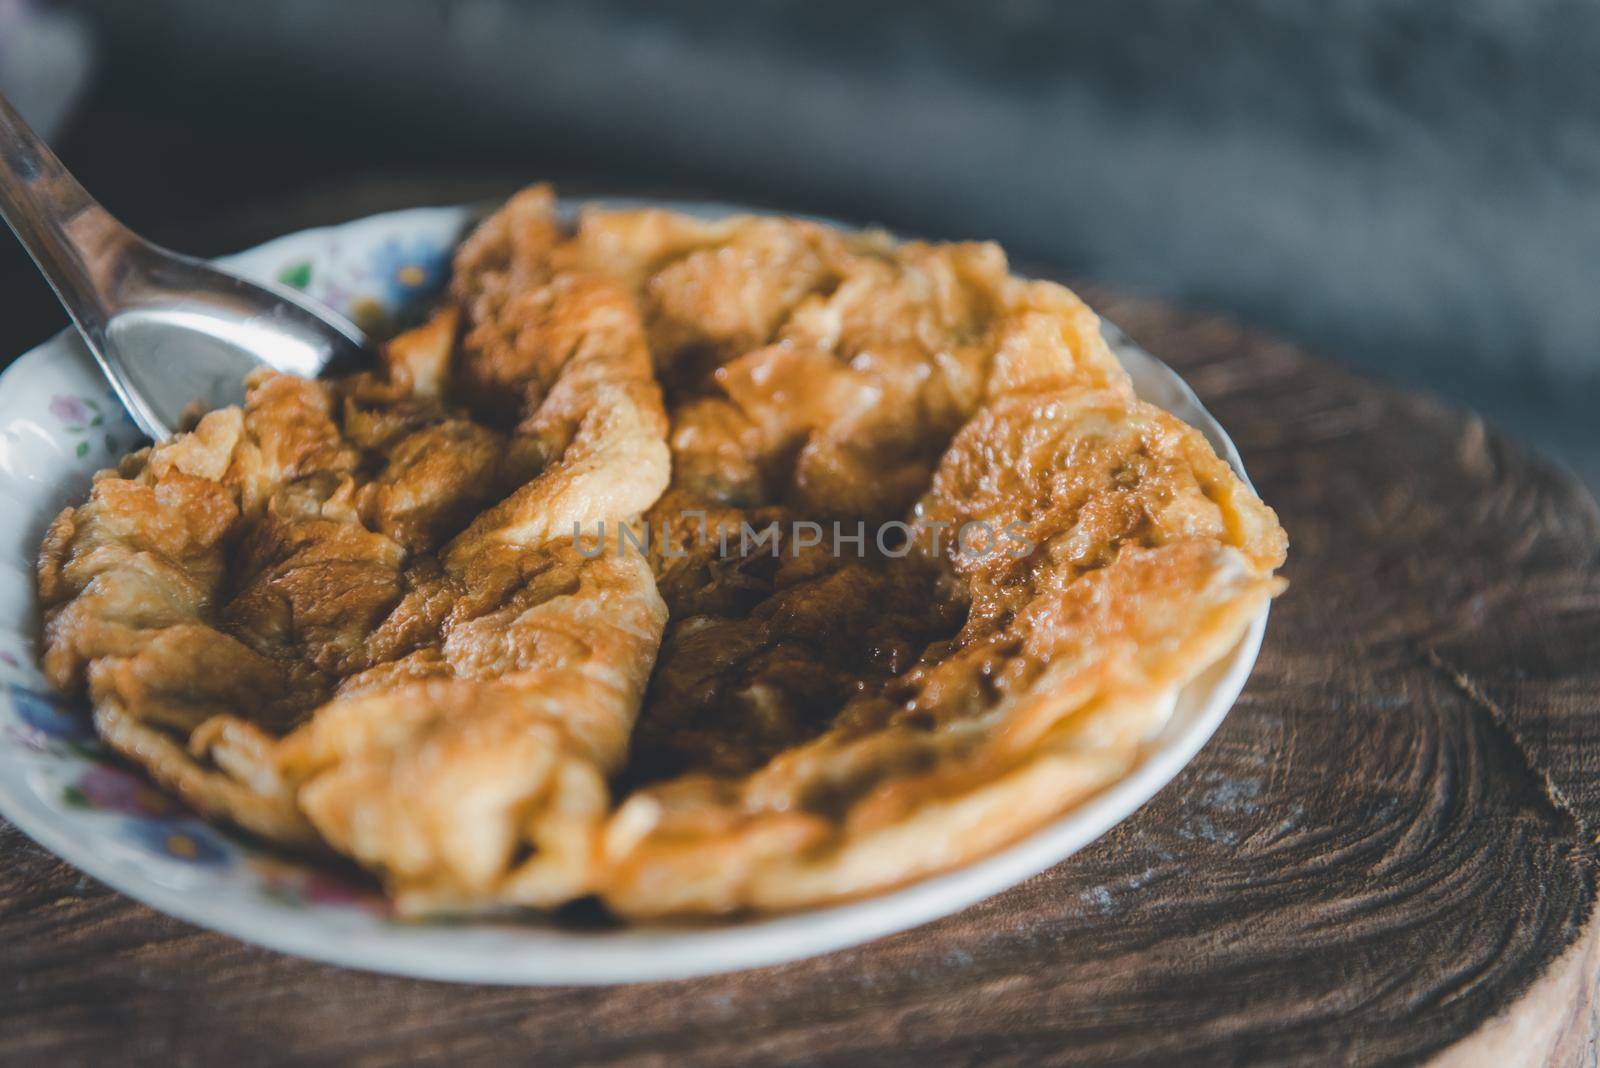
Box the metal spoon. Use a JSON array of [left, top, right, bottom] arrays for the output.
[[0, 93, 366, 441]]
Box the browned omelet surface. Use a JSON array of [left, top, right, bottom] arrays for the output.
[[36, 186, 1286, 918]]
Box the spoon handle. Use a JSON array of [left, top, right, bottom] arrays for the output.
[[0, 92, 139, 350]]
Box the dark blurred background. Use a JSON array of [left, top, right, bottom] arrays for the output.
[[3, 0, 1597, 488]]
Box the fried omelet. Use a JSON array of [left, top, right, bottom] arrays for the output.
[[37, 186, 1286, 918]]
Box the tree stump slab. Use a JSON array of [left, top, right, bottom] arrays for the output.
[[1, 216, 1597, 1066]]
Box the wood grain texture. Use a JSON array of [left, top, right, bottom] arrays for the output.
[[1, 223, 1598, 1066]]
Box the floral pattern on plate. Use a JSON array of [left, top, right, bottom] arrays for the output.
[[46, 392, 137, 460], [251, 855, 392, 917]]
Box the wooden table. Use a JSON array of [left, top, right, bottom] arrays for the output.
[[2, 192, 1598, 1065]]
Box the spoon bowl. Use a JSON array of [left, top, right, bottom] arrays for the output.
[[0, 93, 366, 440], [94, 244, 365, 437]]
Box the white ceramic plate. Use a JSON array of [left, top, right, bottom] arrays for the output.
[[0, 200, 1270, 984]]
